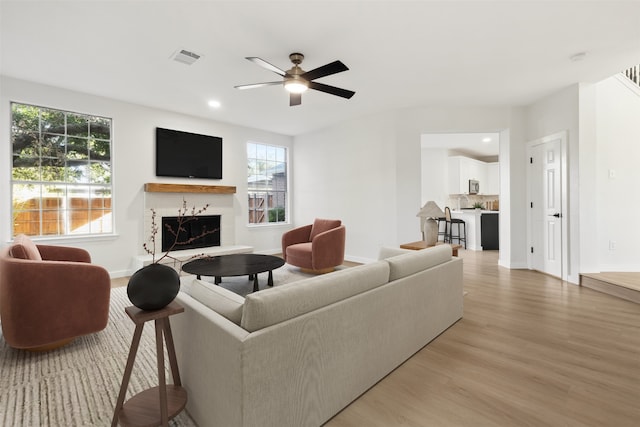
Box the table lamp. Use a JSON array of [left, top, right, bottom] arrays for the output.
[[416, 201, 445, 246]]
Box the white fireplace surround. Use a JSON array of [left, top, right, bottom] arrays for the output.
[[132, 186, 252, 271]]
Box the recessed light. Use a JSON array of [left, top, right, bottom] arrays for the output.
[[208, 100, 221, 108], [482, 137, 492, 143]]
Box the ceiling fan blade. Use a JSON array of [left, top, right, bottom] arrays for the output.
[[301, 60, 349, 81], [246, 57, 286, 76], [308, 81, 355, 99], [234, 81, 282, 90], [290, 93, 302, 106]]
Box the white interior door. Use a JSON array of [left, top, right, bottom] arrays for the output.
[[528, 136, 564, 278]]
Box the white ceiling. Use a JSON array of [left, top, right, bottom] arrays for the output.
[[2, 1, 640, 136], [421, 132, 500, 159]]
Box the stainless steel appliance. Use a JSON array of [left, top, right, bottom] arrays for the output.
[[469, 180, 479, 194]]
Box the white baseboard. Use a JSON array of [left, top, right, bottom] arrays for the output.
[[499, 260, 528, 269], [254, 247, 281, 255], [109, 269, 132, 279]]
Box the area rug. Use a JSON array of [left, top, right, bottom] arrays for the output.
[[0, 287, 197, 427]]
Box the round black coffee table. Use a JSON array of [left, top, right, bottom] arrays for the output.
[[182, 254, 285, 293]]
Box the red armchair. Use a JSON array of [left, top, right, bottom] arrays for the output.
[[282, 218, 346, 274], [0, 235, 111, 350]]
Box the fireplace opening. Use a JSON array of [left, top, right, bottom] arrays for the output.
[[161, 215, 221, 252]]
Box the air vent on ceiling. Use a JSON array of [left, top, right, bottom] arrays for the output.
[[171, 49, 201, 65]]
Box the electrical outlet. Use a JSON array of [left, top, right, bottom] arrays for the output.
[[609, 240, 616, 251], [608, 169, 616, 179]]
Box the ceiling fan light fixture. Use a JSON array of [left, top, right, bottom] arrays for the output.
[[284, 82, 308, 93], [284, 79, 308, 94], [236, 53, 354, 105]]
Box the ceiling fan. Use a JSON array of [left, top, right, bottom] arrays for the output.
[[234, 53, 355, 106]]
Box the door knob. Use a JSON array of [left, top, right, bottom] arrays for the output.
[[551, 213, 562, 218]]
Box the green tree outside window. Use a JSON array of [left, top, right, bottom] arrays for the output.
[[11, 103, 114, 237]]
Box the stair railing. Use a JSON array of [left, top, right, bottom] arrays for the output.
[[623, 65, 639, 87]]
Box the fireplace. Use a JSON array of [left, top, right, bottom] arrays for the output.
[[161, 215, 221, 252]]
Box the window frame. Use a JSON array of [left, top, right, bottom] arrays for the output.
[[246, 141, 290, 227], [10, 101, 115, 239]]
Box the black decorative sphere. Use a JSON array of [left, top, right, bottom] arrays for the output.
[[127, 263, 180, 311]]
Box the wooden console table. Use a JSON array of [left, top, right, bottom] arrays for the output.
[[111, 302, 187, 427], [400, 241, 462, 257]]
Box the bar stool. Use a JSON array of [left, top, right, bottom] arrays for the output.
[[437, 216, 447, 242], [444, 207, 467, 249]]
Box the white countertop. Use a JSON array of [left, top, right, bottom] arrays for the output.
[[451, 210, 499, 214]]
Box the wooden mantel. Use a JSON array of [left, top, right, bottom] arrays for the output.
[[144, 183, 236, 194]]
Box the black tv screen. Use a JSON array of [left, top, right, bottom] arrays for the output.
[[156, 127, 222, 179]]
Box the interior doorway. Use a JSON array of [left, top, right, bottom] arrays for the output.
[[420, 131, 501, 258]]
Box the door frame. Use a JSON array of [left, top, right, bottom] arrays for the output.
[[526, 131, 569, 281]]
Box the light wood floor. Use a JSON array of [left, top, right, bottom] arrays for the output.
[[111, 276, 129, 288], [325, 250, 640, 427]]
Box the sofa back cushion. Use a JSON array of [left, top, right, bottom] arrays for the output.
[[386, 244, 452, 281], [241, 260, 390, 332], [10, 234, 42, 261], [181, 277, 245, 325], [309, 218, 341, 241], [378, 246, 413, 260]]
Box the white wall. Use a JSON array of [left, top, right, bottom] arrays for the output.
[[523, 85, 581, 282], [594, 76, 640, 271], [293, 77, 640, 272], [8, 75, 634, 277], [293, 106, 517, 263], [291, 112, 398, 263], [523, 85, 579, 283], [420, 147, 449, 208], [578, 82, 599, 273], [0, 76, 293, 277]]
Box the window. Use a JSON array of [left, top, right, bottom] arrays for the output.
[[247, 142, 288, 224], [11, 102, 113, 237]]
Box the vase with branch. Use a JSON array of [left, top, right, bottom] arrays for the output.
[[128, 199, 219, 311]]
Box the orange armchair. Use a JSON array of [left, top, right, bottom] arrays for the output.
[[0, 235, 110, 350], [282, 218, 346, 274]]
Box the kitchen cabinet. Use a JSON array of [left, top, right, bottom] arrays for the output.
[[485, 162, 499, 195], [481, 213, 499, 250], [448, 210, 499, 251], [448, 156, 488, 194]]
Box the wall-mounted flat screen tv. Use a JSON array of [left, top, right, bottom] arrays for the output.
[[156, 127, 223, 179]]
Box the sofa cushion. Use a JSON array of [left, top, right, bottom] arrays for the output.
[[386, 244, 452, 281], [10, 234, 42, 261], [378, 246, 413, 260], [241, 260, 390, 332], [309, 218, 341, 241], [181, 277, 244, 325]]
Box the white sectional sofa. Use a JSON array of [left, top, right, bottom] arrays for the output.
[[172, 245, 463, 427]]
